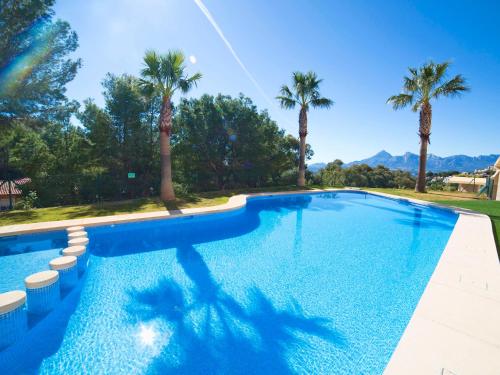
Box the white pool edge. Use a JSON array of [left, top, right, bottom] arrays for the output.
[[1, 189, 499, 374], [382, 204, 500, 374]]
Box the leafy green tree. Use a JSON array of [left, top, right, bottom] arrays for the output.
[[277, 71, 333, 187], [78, 75, 159, 199], [45, 123, 90, 170], [0, 0, 81, 127], [78, 99, 118, 171], [319, 160, 345, 187], [369, 165, 394, 188], [318, 161, 416, 189], [393, 170, 416, 189], [5, 125, 53, 177], [387, 61, 469, 192], [103, 74, 151, 182], [140, 50, 202, 201], [172, 94, 303, 190]]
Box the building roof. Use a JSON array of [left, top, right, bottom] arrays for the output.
[[0, 178, 31, 196], [447, 176, 487, 185]]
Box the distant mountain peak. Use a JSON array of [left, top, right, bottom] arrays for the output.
[[344, 151, 499, 173], [374, 150, 392, 158]]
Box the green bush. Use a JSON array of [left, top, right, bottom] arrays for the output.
[[17, 190, 39, 210]]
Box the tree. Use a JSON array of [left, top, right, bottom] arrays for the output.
[[277, 71, 333, 187], [387, 61, 469, 192], [103, 74, 151, 182], [319, 159, 345, 187], [140, 50, 202, 201], [0, 0, 81, 127], [78, 99, 117, 171], [172, 94, 304, 190]]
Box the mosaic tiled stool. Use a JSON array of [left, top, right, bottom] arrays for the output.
[[66, 226, 84, 233], [67, 231, 87, 240], [0, 291, 27, 349], [24, 271, 60, 315], [63, 245, 88, 274], [50, 256, 78, 290], [68, 236, 89, 247]]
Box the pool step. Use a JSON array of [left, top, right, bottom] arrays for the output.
[[0, 227, 91, 349]]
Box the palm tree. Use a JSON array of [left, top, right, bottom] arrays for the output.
[[140, 50, 202, 201], [387, 61, 469, 193], [277, 72, 333, 187]]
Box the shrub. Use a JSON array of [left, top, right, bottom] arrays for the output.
[[17, 190, 38, 210]]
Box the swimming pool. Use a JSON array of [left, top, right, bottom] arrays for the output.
[[0, 191, 458, 374]]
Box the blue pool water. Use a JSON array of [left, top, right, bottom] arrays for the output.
[[0, 192, 458, 374], [0, 231, 67, 293]]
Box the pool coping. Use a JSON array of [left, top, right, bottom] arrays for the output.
[[1, 189, 499, 374]]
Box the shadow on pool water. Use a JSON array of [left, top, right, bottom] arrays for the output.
[[126, 244, 347, 374]]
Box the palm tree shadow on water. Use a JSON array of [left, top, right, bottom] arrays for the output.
[[127, 244, 347, 374]]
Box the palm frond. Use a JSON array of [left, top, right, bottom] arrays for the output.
[[390, 60, 468, 112], [160, 50, 184, 88], [311, 97, 333, 109], [178, 72, 203, 93], [279, 71, 332, 110], [408, 67, 418, 78], [433, 61, 450, 84], [292, 71, 307, 102], [403, 75, 418, 92], [411, 98, 424, 112], [278, 84, 294, 99], [387, 93, 414, 110], [276, 95, 297, 109], [141, 50, 161, 82], [140, 49, 200, 99], [432, 74, 469, 99]]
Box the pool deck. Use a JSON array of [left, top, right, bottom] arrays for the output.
[[1, 189, 499, 374], [376, 193, 500, 375]]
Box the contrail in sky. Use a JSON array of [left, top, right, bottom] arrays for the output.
[[193, 0, 275, 108]]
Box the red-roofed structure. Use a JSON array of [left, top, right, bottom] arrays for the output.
[[0, 178, 31, 209]]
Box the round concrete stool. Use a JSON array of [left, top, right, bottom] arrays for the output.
[[50, 256, 78, 290], [63, 245, 88, 274], [68, 237, 89, 247], [66, 226, 84, 233], [68, 231, 87, 239], [0, 291, 27, 349], [24, 271, 60, 314]]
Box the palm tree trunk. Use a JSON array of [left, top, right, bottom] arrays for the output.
[[415, 102, 432, 193], [159, 98, 175, 201], [297, 107, 308, 187]]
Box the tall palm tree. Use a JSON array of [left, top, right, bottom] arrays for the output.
[[277, 71, 333, 187], [140, 50, 202, 201], [387, 61, 468, 193]]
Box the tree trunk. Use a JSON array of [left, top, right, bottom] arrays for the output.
[[159, 98, 175, 201], [415, 102, 432, 193], [297, 107, 308, 187]]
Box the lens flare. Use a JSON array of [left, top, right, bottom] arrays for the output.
[[0, 20, 56, 96]]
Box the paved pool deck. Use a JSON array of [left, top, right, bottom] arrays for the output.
[[1, 189, 499, 374]]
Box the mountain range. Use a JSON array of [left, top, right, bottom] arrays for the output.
[[309, 151, 499, 173]]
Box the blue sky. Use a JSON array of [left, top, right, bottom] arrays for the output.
[[54, 0, 500, 163]]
